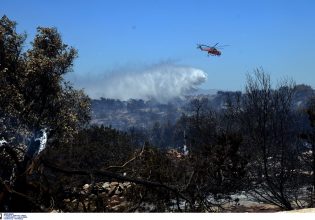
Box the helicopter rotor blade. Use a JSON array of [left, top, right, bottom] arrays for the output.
[[213, 43, 219, 47], [216, 44, 230, 48], [197, 44, 212, 50], [202, 44, 213, 48], [198, 44, 209, 47]]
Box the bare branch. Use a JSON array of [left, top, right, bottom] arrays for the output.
[[105, 143, 145, 170]]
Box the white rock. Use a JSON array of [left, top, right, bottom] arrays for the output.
[[123, 182, 131, 187], [83, 184, 90, 190], [110, 182, 119, 187], [102, 182, 110, 189], [0, 138, 7, 146], [115, 188, 122, 195]]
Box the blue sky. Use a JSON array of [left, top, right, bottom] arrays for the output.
[[1, 0, 315, 92]]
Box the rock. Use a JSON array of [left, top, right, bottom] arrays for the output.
[[94, 182, 103, 188], [111, 201, 128, 212], [283, 208, 315, 213], [63, 198, 71, 203], [78, 203, 84, 211], [115, 188, 122, 195], [90, 204, 97, 212], [110, 182, 119, 187], [89, 194, 97, 200], [83, 184, 90, 190], [84, 199, 89, 204], [108, 186, 116, 196], [111, 195, 119, 200], [108, 195, 126, 208], [122, 182, 131, 187], [79, 190, 86, 195], [102, 182, 110, 189], [110, 199, 121, 206], [100, 192, 107, 197], [122, 182, 132, 189], [111, 205, 120, 211], [50, 209, 62, 213]]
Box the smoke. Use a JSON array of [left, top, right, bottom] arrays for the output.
[[72, 62, 207, 103]]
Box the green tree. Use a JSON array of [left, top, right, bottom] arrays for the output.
[[0, 15, 90, 211]]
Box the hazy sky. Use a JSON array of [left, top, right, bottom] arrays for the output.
[[2, 0, 315, 93]]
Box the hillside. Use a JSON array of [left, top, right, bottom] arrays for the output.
[[91, 84, 315, 131]]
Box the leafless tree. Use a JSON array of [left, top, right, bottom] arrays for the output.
[[241, 68, 301, 210]]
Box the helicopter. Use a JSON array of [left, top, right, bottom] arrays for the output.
[[197, 43, 228, 56]]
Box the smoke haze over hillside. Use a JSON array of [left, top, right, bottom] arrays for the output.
[[71, 63, 207, 103]]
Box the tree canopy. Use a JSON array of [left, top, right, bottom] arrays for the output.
[[0, 15, 90, 144]]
